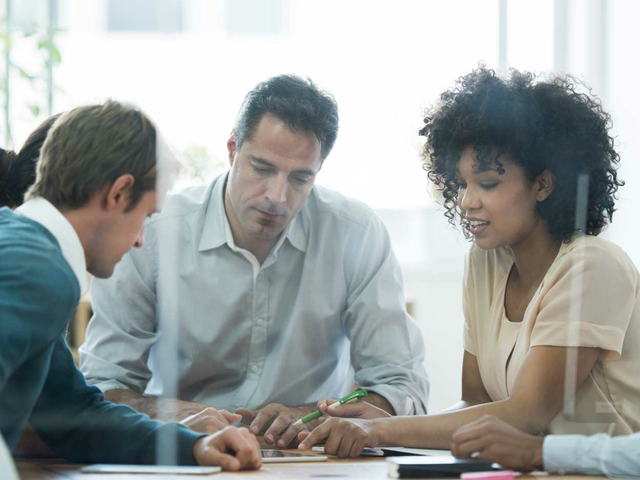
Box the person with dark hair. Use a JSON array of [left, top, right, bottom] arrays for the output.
[[0, 101, 262, 470], [296, 66, 640, 466], [0, 114, 61, 209], [79, 74, 429, 448]]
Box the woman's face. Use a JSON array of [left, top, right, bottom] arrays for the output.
[[456, 146, 550, 251]]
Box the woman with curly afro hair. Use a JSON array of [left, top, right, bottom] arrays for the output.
[[297, 67, 640, 472]]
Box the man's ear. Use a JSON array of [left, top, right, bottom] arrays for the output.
[[105, 174, 135, 212], [227, 131, 238, 167], [535, 169, 556, 202]]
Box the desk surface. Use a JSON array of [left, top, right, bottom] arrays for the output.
[[16, 458, 607, 480]]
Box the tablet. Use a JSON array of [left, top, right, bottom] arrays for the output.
[[312, 445, 451, 458], [261, 450, 328, 463], [81, 464, 222, 475], [313, 445, 385, 457]]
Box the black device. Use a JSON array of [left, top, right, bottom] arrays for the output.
[[387, 455, 498, 478]]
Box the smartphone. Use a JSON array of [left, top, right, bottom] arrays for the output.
[[261, 450, 328, 463], [81, 464, 221, 475]]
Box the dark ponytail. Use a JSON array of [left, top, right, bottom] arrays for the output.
[[0, 148, 20, 208], [0, 113, 62, 209]]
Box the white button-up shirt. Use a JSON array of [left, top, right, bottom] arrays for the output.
[[544, 433, 640, 477], [79, 173, 429, 415], [16, 197, 88, 296]]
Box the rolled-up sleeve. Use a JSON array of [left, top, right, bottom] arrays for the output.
[[341, 216, 429, 415], [531, 241, 636, 361], [79, 223, 159, 394], [544, 432, 640, 478]]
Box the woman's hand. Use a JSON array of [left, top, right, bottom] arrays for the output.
[[297, 417, 381, 458], [317, 399, 392, 420]]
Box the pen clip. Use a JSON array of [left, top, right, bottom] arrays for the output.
[[339, 389, 368, 404]]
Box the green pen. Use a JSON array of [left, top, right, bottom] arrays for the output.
[[292, 390, 368, 426]]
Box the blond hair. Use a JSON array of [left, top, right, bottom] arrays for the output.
[[26, 100, 156, 211]]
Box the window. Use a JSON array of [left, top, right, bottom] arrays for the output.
[[107, 0, 183, 32]]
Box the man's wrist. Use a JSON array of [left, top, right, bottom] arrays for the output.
[[193, 437, 205, 464], [364, 392, 395, 415], [157, 398, 212, 421]]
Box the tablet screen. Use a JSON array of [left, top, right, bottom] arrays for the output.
[[260, 450, 328, 463], [262, 450, 313, 458]]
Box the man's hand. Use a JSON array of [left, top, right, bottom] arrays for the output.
[[235, 403, 318, 448], [180, 407, 243, 434], [297, 418, 381, 458], [103, 389, 240, 430], [318, 399, 392, 420], [193, 426, 262, 471], [451, 415, 544, 472]]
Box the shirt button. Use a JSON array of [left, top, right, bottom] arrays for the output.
[[252, 365, 259, 373], [257, 318, 264, 326]]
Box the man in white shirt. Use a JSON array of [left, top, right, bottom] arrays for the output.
[[451, 415, 640, 477], [80, 74, 429, 449]]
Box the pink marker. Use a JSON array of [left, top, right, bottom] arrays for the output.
[[461, 471, 515, 480]]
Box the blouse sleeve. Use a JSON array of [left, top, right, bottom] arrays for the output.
[[530, 240, 637, 361]]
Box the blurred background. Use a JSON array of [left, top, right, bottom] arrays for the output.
[[1, 0, 639, 414]]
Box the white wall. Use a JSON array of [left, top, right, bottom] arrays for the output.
[[377, 208, 468, 413], [603, 0, 640, 266]]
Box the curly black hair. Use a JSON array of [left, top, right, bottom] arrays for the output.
[[420, 64, 624, 242]]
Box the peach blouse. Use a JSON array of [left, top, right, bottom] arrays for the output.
[[463, 235, 640, 436]]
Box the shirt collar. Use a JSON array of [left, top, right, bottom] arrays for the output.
[[16, 197, 89, 295], [286, 210, 307, 253], [198, 172, 308, 254], [198, 174, 227, 251]]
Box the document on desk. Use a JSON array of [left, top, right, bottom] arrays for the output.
[[81, 464, 222, 475], [382, 447, 452, 456], [312, 446, 450, 457]]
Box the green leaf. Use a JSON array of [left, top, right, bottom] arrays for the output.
[[15, 65, 35, 81], [51, 45, 61, 63], [2, 33, 12, 50], [27, 104, 40, 116]]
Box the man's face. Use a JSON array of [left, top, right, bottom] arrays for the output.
[[226, 114, 322, 244], [90, 190, 158, 278]]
